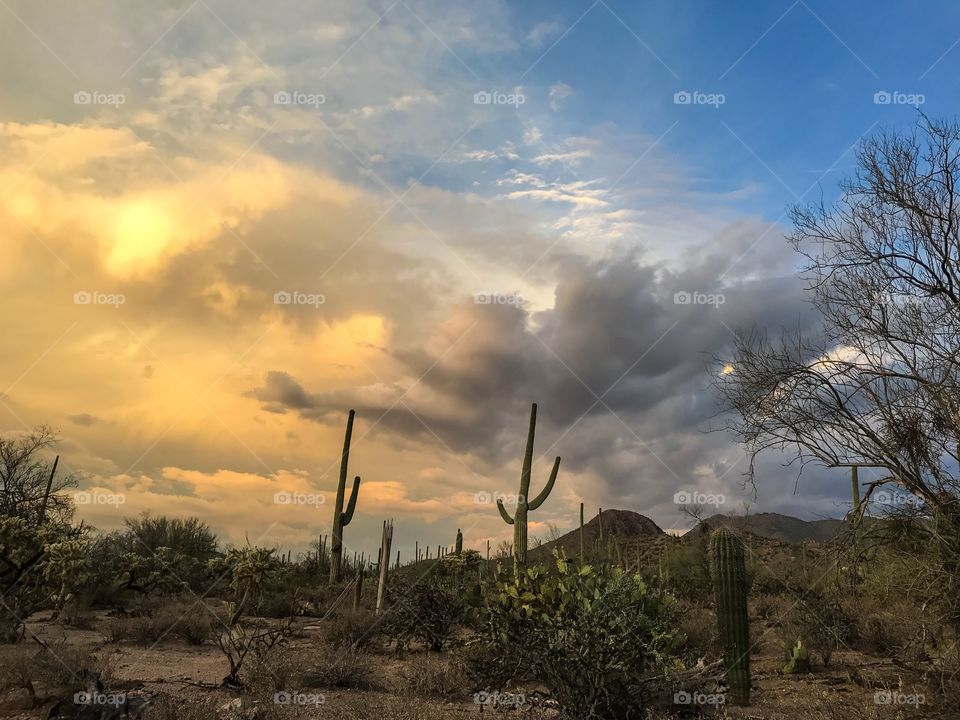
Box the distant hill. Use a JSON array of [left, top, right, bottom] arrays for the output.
[[695, 512, 845, 544], [529, 509, 664, 561]]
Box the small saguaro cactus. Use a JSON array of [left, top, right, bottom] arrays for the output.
[[497, 403, 561, 568], [710, 528, 751, 705], [455, 528, 463, 555], [329, 410, 362, 583]]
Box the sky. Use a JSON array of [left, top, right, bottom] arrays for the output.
[[0, 0, 955, 559]]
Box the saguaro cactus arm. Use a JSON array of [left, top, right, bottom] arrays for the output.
[[339, 410, 355, 483], [342, 476, 361, 525], [528, 456, 561, 510], [497, 498, 515, 524]]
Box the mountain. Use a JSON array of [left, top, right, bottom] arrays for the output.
[[695, 512, 845, 544], [529, 509, 664, 562]]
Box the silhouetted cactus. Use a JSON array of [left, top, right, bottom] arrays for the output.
[[329, 410, 361, 583], [455, 528, 463, 555], [497, 403, 560, 568], [711, 528, 751, 705]]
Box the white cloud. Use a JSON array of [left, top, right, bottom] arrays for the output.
[[527, 20, 563, 47], [549, 82, 574, 111]]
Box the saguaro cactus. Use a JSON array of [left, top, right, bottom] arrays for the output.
[[579, 502, 585, 563], [329, 410, 362, 583], [710, 528, 751, 705], [497, 403, 561, 568], [455, 528, 463, 555]]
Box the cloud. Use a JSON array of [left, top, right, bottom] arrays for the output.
[[67, 413, 102, 427], [527, 20, 564, 47], [548, 82, 574, 111]]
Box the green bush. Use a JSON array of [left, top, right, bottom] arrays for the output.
[[467, 550, 684, 719], [381, 575, 465, 652]]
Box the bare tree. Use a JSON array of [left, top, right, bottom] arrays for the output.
[[0, 426, 77, 523], [716, 117, 960, 627]]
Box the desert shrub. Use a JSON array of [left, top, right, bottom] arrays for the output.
[[676, 603, 717, 656], [380, 575, 465, 651], [298, 644, 376, 690], [780, 591, 857, 667], [58, 599, 97, 630], [124, 601, 221, 645], [324, 609, 381, 650], [398, 653, 468, 697], [255, 588, 301, 619], [8, 641, 112, 695], [658, 541, 710, 600], [215, 617, 295, 688], [753, 593, 793, 623], [467, 550, 684, 719], [242, 645, 310, 693], [102, 617, 134, 643]]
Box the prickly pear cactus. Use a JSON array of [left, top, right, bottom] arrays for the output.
[[710, 528, 751, 705], [783, 638, 811, 674]]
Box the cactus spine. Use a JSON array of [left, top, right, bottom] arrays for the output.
[[711, 528, 751, 705], [455, 528, 463, 555], [329, 410, 362, 583], [497, 403, 561, 568]]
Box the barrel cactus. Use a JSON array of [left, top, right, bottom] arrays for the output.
[[496, 403, 560, 568], [710, 528, 751, 705]]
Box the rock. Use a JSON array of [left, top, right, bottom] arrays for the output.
[[219, 697, 243, 713]]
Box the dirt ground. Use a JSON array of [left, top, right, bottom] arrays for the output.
[[0, 613, 948, 720]]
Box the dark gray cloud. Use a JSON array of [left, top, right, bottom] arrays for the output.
[[246, 238, 825, 516]]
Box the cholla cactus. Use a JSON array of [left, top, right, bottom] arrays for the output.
[[710, 528, 751, 705], [497, 404, 560, 568], [329, 410, 362, 583], [42, 538, 93, 616]]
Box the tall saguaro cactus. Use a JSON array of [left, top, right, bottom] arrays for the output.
[[329, 410, 362, 583], [455, 528, 463, 555], [497, 403, 561, 568], [710, 528, 751, 705]]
